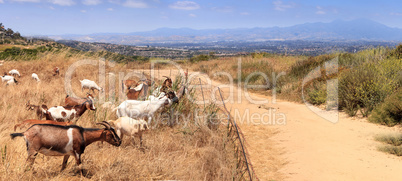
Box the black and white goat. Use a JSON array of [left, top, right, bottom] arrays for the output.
[[10, 121, 121, 172]]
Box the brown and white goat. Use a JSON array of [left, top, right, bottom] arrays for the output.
[[65, 93, 94, 106], [14, 119, 73, 131], [10, 121, 121, 172], [123, 79, 138, 90], [26, 101, 47, 120], [43, 98, 96, 122], [53, 67, 60, 76], [127, 83, 148, 100]]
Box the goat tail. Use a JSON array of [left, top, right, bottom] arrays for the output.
[[10, 133, 24, 139]]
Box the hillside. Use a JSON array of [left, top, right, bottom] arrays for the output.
[[0, 25, 238, 180]]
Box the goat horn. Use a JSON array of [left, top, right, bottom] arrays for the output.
[[96, 121, 111, 130], [162, 76, 171, 79]]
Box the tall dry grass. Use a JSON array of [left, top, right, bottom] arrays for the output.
[[0, 49, 235, 180], [191, 55, 306, 102]]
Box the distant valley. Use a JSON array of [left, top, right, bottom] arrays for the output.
[[51, 19, 402, 45], [52, 19, 402, 58]]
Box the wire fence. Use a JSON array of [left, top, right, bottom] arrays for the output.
[[217, 87, 259, 181], [131, 68, 259, 180]]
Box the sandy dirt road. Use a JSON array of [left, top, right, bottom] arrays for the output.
[[143, 69, 402, 181]]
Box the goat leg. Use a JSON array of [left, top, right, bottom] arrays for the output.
[[26, 151, 37, 171], [131, 136, 136, 146], [139, 135, 143, 147], [72, 152, 83, 176], [61, 155, 70, 171]]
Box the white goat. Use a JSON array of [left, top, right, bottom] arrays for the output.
[[80, 79, 103, 93], [109, 117, 148, 146], [1, 75, 14, 82], [9, 69, 20, 77], [6, 78, 18, 85], [116, 91, 178, 125], [31, 73, 40, 82]]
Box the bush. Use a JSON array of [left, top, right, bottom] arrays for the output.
[[307, 83, 327, 105], [374, 134, 402, 146], [289, 54, 334, 79], [388, 44, 402, 59], [339, 62, 398, 117], [368, 89, 402, 126], [190, 54, 210, 63]]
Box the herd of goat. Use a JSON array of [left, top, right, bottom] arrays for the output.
[[5, 67, 184, 174]]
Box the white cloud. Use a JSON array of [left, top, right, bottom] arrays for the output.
[[9, 0, 40, 2], [273, 0, 295, 11], [390, 12, 402, 16], [240, 12, 249, 16], [189, 13, 196, 17], [169, 1, 200, 10], [123, 0, 148, 8], [0, 0, 4, 3], [316, 6, 326, 15], [48, 0, 75, 6], [107, 7, 114, 11], [81, 10, 87, 13], [82, 0, 101, 5], [211, 6, 234, 13], [108, 0, 120, 3], [316, 10, 325, 15]]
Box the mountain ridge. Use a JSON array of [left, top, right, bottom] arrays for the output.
[[50, 19, 402, 45]]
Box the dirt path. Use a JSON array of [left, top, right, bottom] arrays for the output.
[[144, 69, 402, 181]]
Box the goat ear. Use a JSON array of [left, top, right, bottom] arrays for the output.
[[41, 105, 48, 110]]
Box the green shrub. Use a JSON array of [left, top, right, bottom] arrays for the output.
[[374, 134, 402, 146], [307, 83, 327, 105], [369, 89, 402, 126], [190, 54, 210, 63], [388, 44, 402, 59], [289, 54, 334, 79], [339, 61, 398, 117], [377, 145, 402, 156]]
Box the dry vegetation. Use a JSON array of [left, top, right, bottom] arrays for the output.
[[191, 54, 306, 101], [0, 49, 235, 180]]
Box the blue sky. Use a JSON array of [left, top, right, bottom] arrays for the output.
[[1, 0, 402, 35]]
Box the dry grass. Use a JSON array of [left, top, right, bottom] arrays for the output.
[[0, 49, 235, 180], [190, 55, 306, 102]]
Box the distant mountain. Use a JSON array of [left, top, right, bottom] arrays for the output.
[[50, 19, 402, 45]]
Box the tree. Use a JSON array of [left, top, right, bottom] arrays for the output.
[[13, 31, 21, 38], [5, 28, 14, 36], [0, 23, 4, 31]]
